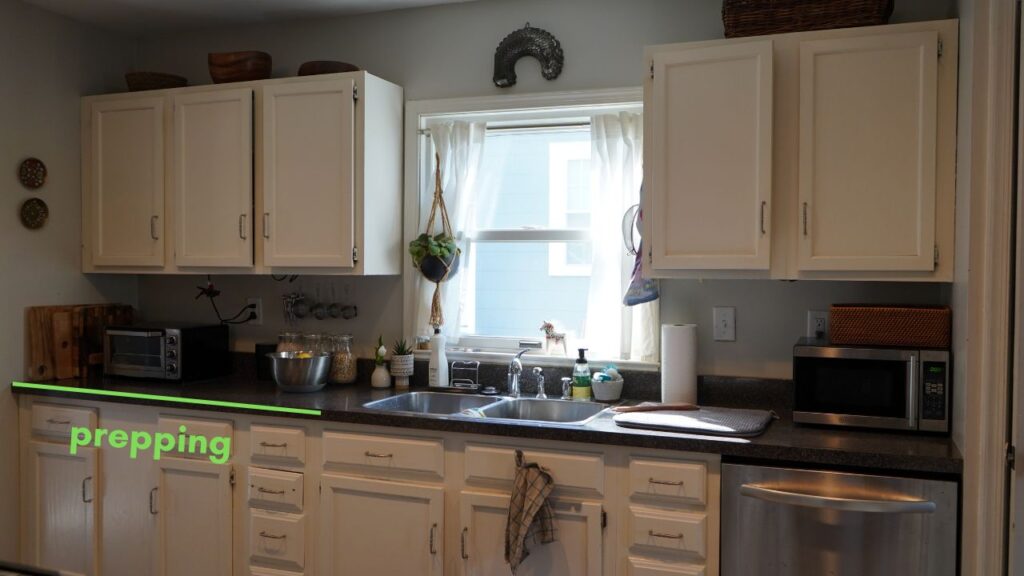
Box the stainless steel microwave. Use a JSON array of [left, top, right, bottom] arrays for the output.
[[793, 338, 950, 433], [104, 323, 230, 381]]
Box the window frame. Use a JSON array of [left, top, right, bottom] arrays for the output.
[[403, 88, 644, 365]]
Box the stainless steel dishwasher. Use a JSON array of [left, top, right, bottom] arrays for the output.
[[722, 463, 958, 575]]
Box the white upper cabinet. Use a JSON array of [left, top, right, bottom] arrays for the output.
[[261, 79, 356, 268], [85, 97, 165, 267], [798, 31, 938, 271], [172, 88, 254, 267], [648, 40, 773, 270], [644, 20, 957, 281]]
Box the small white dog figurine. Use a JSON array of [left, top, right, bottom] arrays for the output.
[[540, 321, 567, 356]]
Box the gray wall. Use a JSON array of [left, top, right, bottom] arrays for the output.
[[131, 0, 959, 375], [0, 0, 137, 561], [952, 0, 973, 452]]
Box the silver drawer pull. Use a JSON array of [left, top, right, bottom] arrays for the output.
[[740, 483, 937, 514], [259, 441, 288, 448], [649, 477, 684, 487], [46, 418, 71, 425], [461, 527, 469, 559], [151, 215, 160, 240], [81, 476, 93, 503], [649, 530, 684, 540], [257, 486, 286, 495], [429, 523, 438, 555], [259, 531, 287, 540], [239, 214, 248, 240], [365, 451, 393, 459], [149, 487, 158, 514]]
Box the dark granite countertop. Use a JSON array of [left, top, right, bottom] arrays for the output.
[[12, 372, 963, 476]]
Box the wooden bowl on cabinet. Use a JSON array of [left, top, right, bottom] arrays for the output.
[[297, 61, 360, 76], [208, 51, 272, 83]]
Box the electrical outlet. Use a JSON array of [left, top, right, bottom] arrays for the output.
[[807, 310, 828, 339], [247, 298, 263, 326], [713, 306, 736, 341]]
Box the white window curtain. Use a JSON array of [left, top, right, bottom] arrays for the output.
[[413, 121, 487, 341], [586, 112, 659, 362]]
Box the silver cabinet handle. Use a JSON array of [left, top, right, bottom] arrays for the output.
[[740, 483, 936, 514], [802, 202, 808, 236], [648, 530, 684, 540], [257, 486, 286, 495], [259, 441, 287, 448], [364, 451, 393, 459], [46, 418, 71, 425], [259, 530, 287, 540], [149, 487, 158, 514], [907, 354, 918, 429], [239, 214, 248, 240], [81, 476, 93, 503], [150, 215, 160, 240], [760, 201, 767, 235], [429, 523, 438, 555], [649, 477, 684, 487], [460, 527, 469, 559], [262, 213, 270, 239]]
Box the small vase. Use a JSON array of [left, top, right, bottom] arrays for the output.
[[391, 354, 415, 389], [371, 364, 391, 389]]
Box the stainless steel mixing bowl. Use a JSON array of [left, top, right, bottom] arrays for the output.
[[266, 351, 331, 392]]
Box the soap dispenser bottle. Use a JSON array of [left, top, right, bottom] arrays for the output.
[[429, 328, 448, 387], [572, 348, 592, 400]]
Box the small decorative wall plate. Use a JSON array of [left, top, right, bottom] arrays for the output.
[[20, 197, 48, 229], [18, 158, 47, 189]]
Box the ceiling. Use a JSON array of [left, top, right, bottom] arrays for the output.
[[23, 0, 475, 33]]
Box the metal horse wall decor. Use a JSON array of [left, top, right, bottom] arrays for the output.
[[493, 23, 564, 88]]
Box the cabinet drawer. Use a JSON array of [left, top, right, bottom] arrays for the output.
[[31, 403, 96, 440], [629, 507, 706, 559], [464, 443, 604, 495], [251, 425, 306, 465], [250, 566, 303, 576], [157, 416, 233, 460], [249, 467, 304, 513], [250, 512, 305, 569], [629, 458, 706, 505], [322, 431, 444, 477], [627, 557, 705, 576]]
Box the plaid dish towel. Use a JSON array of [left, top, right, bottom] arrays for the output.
[[505, 449, 557, 573]]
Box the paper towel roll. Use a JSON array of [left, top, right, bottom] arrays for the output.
[[661, 324, 698, 404]]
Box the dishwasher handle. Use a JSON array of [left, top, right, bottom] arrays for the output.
[[740, 483, 936, 514]]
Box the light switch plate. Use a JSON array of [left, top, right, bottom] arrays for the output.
[[713, 306, 736, 341]]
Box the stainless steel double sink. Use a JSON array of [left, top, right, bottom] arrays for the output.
[[362, 391, 608, 425]]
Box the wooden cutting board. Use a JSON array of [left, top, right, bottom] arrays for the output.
[[24, 304, 134, 382]]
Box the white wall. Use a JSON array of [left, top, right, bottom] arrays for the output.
[[131, 0, 959, 376], [0, 0, 137, 561], [953, 0, 974, 454]]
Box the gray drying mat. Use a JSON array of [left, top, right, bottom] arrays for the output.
[[613, 407, 776, 437]]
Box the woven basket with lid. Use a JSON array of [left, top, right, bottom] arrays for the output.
[[829, 305, 951, 349], [722, 0, 894, 38]]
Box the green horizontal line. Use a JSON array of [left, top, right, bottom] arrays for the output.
[[11, 382, 322, 416]]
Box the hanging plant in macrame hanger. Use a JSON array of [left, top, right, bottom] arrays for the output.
[[409, 152, 461, 328]]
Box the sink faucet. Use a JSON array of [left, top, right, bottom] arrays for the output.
[[533, 367, 546, 399], [507, 349, 529, 398]]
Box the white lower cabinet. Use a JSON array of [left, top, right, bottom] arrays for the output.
[[627, 557, 706, 576], [458, 490, 603, 576], [24, 441, 98, 576], [152, 458, 234, 576], [320, 474, 444, 575]]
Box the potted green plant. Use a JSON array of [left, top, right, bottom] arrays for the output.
[[409, 232, 460, 283], [371, 335, 390, 389], [390, 339, 415, 389]]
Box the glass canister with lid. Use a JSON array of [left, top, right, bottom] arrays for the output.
[[277, 332, 303, 353], [304, 333, 328, 355], [329, 334, 357, 384]]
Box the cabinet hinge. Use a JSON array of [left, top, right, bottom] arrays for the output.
[[353, 246, 359, 264], [1008, 443, 1016, 470], [229, 466, 236, 487], [353, 86, 359, 102], [647, 247, 652, 265], [937, 39, 944, 58], [601, 509, 607, 529], [649, 62, 654, 80], [934, 244, 940, 266]]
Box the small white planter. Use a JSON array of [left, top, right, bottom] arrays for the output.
[[371, 364, 391, 389], [391, 354, 415, 389]]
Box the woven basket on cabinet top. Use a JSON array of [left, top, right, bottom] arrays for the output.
[[722, 0, 894, 38], [829, 305, 951, 349]]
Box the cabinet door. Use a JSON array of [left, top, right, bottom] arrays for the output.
[[458, 490, 603, 576], [262, 79, 356, 268], [153, 459, 233, 576], [648, 40, 773, 270], [797, 31, 938, 271], [88, 97, 165, 266], [26, 441, 98, 576], [320, 474, 443, 576], [173, 88, 253, 267]]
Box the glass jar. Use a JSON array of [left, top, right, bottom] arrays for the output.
[[277, 332, 303, 353], [304, 333, 326, 355], [329, 334, 357, 384]]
